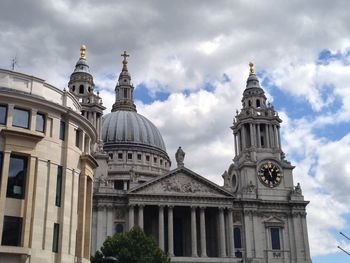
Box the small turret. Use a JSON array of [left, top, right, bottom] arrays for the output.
[[241, 62, 267, 109], [112, 51, 137, 112], [68, 45, 106, 143]]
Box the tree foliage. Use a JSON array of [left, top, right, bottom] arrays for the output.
[[91, 226, 170, 263]]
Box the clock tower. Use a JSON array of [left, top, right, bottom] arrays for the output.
[[223, 63, 312, 263]]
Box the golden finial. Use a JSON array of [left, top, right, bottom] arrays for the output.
[[80, 45, 87, 59], [249, 62, 255, 75]]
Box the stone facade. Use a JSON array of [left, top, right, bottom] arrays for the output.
[[92, 58, 312, 263], [0, 69, 98, 263]]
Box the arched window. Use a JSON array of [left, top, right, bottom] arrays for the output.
[[88, 86, 91, 93], [116, 223, 124, 234], [72, 85, 75, 92], [124, 88, 128, 99], [248, 100, 252, 107], [256, 99, 260, 108], [79, 85, 84, 94]]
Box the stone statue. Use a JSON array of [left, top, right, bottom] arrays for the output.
[[175, 146, 185, 167], [294, 182, 302, 195], [130, 166, 138, 182]]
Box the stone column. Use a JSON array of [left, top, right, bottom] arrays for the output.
[[218, 207, 226, 257], [168, 206, 174, 256], [234, 134, 238, 156], [158, 205, 165, 250], [0, 151, 11, 239], [138, 205, 144, 230], [256, 124, 261, 148], [266, 124, 270, 148], [241, 126, 246, 149], [107, 205, 114, 236], [191, 206, 198, 257], [277, 127, 282, 149], [128, 205, 134, 230], [249, 123, 254, 147], [200, 207, 207, 257], [96, 205, 106, 250], [227, 209, 234, 258], [237, 133, 241, 154], [123, 181, 128, 190], [301, 213, 311, 260]]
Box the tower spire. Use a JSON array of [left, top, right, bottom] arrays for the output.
[[112, 51, 136, 112]]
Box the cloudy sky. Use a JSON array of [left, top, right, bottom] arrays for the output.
[[1, 0, 350, 262]]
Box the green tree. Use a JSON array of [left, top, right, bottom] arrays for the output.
[[91, 226, 170, 263]]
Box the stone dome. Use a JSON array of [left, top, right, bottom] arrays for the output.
[[102, 111, 167, 154]]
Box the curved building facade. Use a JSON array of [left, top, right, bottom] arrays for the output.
[[0, 68, 98, 263]]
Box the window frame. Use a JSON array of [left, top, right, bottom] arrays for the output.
[[0, 104, 7, 125], [55, 166, 63, 207], [35, 112, 46, 133], [1, 216, 23, 246], [12, 107, 30, 129], [7, 154, 28, 199], [59, 120, 66, 141], [270, 227, 281, 250], [75, 129, 81, 148], [233, 227, 242, 249], [52, 223, 59, 252]]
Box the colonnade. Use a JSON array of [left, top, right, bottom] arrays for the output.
[[234, 123, 281, 156], [128, 204, 236, 258]]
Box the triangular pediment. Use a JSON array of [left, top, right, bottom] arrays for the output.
[[128, 167, 233, 198]]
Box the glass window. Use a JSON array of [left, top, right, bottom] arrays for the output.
[[124, 88, 128, 98], [109, 153, 113, 160], [154, 157, 157, 163], [137, 154, 142, 161], [13, 108, 29, 129], [1, 216, 22, 246], [55, 166, 63, 207], [75, 129, 80, 148], [116, 223, 124, 234], [0, 105, 7, 125], [52, 223, 59, 252], [59, 121, 65, 140], [114, 180, 124, 190], [0, 152, 3, 181], [146, 155, 150, 162], [271, 228, 281, 250], [118, 153, 123, 159], [234, 227, 242, 248], [36, 113, 45, 132], [128, 153, 132, 160], [79, 85, 84, 94], [7, 155, 27, 199]]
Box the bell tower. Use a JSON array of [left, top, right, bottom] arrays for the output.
[[222, 63, 311, 263], [68, 45, 106, 141], [224, 62, 299, 199]]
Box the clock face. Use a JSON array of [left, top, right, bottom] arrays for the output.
[[257, 162, 283, 188]]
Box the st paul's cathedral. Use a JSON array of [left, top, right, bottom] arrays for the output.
[[69, 46, 312, 263]]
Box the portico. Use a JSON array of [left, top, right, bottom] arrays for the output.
[[127, 167, 241, 262]]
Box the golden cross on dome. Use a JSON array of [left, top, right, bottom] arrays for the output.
[[80, 45, 87, 59], [249, 62, 255, 75]]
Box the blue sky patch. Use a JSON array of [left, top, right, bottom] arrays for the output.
[[134, 83, 170, 104], [317, 49, 342, 65]]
